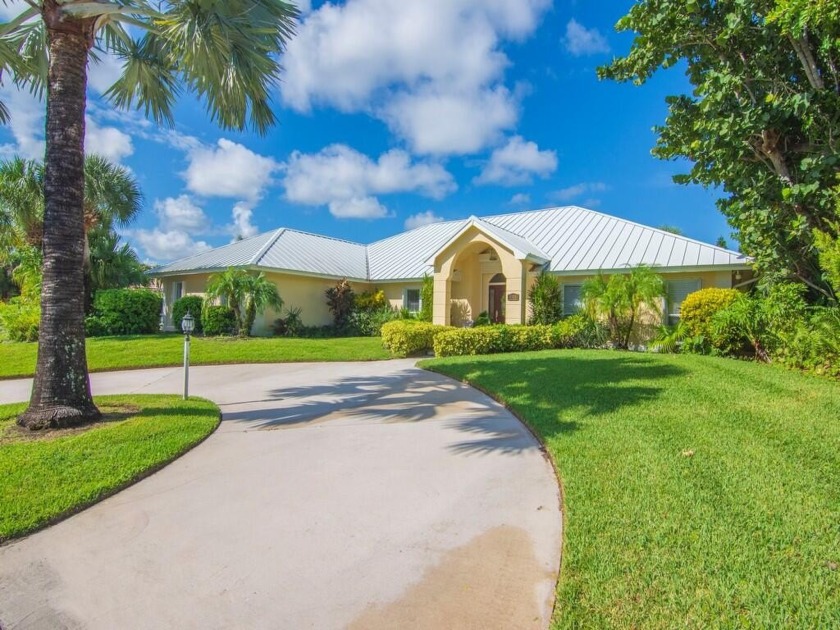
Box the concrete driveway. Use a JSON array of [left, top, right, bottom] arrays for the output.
[[0, 361, 562, 629]]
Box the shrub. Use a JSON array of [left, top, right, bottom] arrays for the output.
[[354, 289, 388, 313], [774, 307, 840, 377], [0, 297, 40, 342], [528, 272, 563, 324], [433, 315, 599, 357], [473, 311, 491, 327], [86, 288, 162, 336], [419, 274, 433, 322], [680, 288, 738, 341], [202, 305, 237, 336], [326, 278, 355, 331], [351, 306, 400, 336], [272, 306, 304, 337], [381, 320, 454, 357], [172, 296, 204, 334]]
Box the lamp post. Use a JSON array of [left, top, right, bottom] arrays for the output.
[[181, 311, 195, 400]]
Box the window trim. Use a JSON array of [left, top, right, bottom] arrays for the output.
[[403, 287, 421, 314]]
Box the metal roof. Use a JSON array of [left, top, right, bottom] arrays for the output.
[[152, 206, 750, 279]]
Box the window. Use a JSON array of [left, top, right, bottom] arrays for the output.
[[666, 279, 701, 325], [172, 281, 183, 303], [404, 288, 421, 314], [563, 284, 582, 316]]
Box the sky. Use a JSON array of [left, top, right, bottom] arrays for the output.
[[0, 0, 735, 265]]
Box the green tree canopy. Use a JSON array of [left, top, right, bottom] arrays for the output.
[[599, 0, 840, 297]]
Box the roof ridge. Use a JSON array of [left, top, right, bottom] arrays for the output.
[[251, 228, 285, 266], [149, 229, 275, 271], [282, 227, 365, 247]]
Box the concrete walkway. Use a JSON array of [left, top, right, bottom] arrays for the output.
[[0, 361, 562, 629]]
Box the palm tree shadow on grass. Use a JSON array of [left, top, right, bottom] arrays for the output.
[[437, 353, 687, 455]]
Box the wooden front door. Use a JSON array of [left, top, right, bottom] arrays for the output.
[[488, 284, 505, 323]]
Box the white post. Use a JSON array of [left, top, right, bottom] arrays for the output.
[[183, 334, 190, 400]]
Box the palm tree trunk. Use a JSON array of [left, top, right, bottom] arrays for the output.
[[18, 20, 100, 429]]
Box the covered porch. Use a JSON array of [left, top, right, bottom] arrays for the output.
[[428, 217, 550, 326]]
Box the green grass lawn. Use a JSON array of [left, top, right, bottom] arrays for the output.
[[423, 350, 840, 628], [0, 395, 219, 542], [0, 334, 390, 379]]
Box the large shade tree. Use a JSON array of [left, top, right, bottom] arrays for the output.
[[0, 1, 298, 429], [599, 0, 840, 298]]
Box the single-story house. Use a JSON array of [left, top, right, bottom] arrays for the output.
[[150, 205, 753, 335]]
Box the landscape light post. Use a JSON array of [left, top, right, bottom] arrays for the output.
[[181, 311, 195, 400]]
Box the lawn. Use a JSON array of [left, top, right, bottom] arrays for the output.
[[423, 350, 840, 628], [0, 334, 391, 379], [0, 395, 219, 542]]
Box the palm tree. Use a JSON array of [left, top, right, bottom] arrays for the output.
[[0, 2, 298, 429], [582, 265, 666, 349], [87, 228, 148, 296], [206, 269, 282, 336], [243, 272, 283, 336]]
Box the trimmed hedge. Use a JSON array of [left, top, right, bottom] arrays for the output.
[[173, 296, 204, 334], [381, 320, 455, 357], [201, 305, 237, 336], [434, 315, 593, 357], [86, 289, 162, 336]]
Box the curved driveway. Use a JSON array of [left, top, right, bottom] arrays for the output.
[[0, 360, 562, 629]]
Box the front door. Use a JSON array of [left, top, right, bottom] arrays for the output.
[[488, 285, 505, 323]]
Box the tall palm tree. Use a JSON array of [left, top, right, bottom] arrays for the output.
[[87, 228, 148, 296], [0, 1, 298, 429]]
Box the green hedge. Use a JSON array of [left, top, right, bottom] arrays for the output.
[[433, 315, 593, 357], [86, 289, 162, 336], [173, 296, 204, 334], [381, 320, 455, 357], [201, 305, 237, 336], [0, 298, 40, 342]]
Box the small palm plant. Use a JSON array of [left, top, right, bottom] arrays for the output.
[[206, 269, 283, 336], [582, 265, 666, 349]]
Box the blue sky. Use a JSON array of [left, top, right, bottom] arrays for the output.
[[0, 0, 734, 264]]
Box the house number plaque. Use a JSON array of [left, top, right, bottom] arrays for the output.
[[507, 293, 520, 301]]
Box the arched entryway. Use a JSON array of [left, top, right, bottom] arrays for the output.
[[488, 273, 506, 323]]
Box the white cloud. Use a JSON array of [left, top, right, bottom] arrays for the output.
[[281, 0, 550, 154], [283, 144, 456, 219], [549, 182, 609, 202], [563, 19, 610, 57], [0, 86, 45, 160], [329, 196, 390, 219], [88, 51, 125, 94], [184, 138, 279, 201], [509, 193, 531, 206], [85, 117, 134, 163], [154, 195, 210, 232], [382, 86, 518, 155], [131, 228, 212, 263], [475, 136, 557, 186], [229, 202, 259, 239], [404, 210, 444, 230]]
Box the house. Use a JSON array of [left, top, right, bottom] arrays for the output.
[[150, 206, 752, 334]]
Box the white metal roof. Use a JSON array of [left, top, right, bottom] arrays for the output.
[[151, 206, 750, 280]]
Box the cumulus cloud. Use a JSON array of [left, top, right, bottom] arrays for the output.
[[131, 228, 212, 263], [0, 1, 27, 20], [475, 136, 557, 186], [184, 138, 279, 201], [509, 193, 531, 206], [85, 117, 134, 163], [228, 202, 259, 239], [283, 144, 456, 219], [88, 51, 125, 94], [0, 86, 45, 160], [405, 210, 444, 230], [154, 195, 210, 232], [281, 0, 550, 154], [549, 182, 609, 202], [563, 19, 610, 56]]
